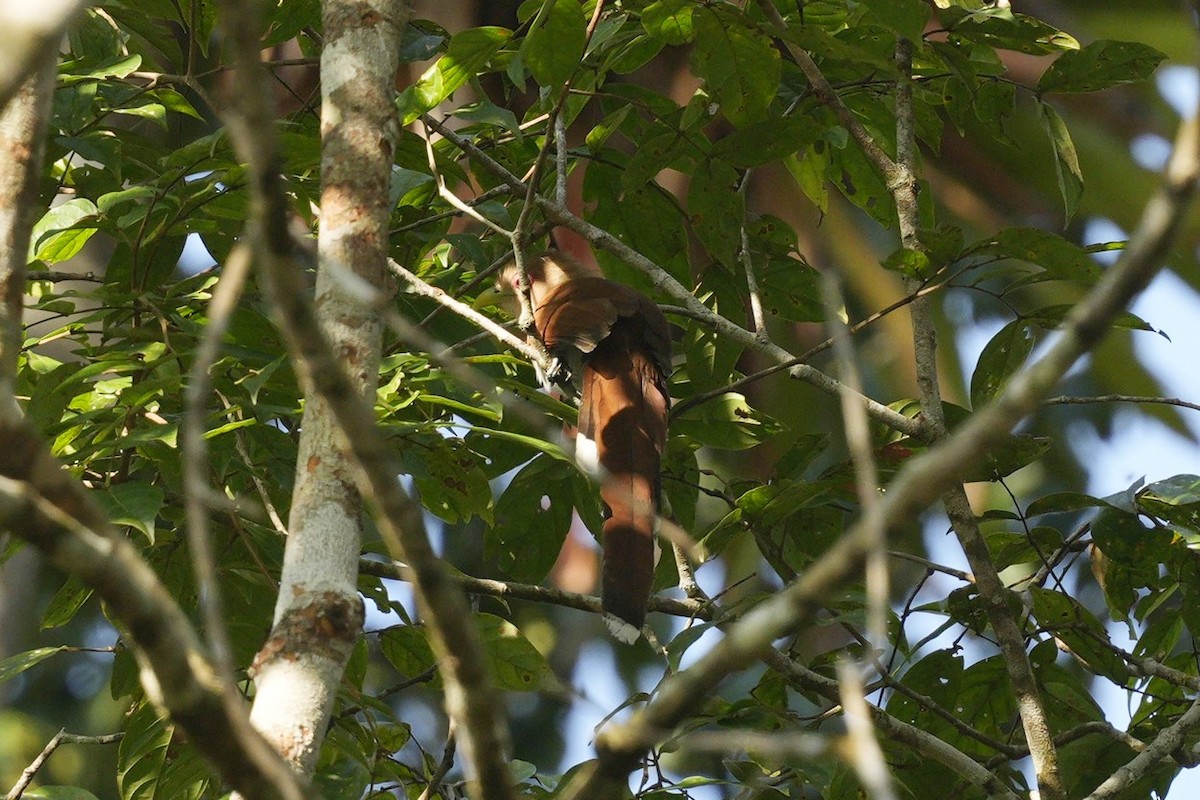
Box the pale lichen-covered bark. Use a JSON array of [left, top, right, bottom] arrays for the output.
[[0, 66, 55, 421], [247, 0, 409, 774]]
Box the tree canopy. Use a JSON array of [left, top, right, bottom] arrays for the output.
[[2, 1, 1200, 800]]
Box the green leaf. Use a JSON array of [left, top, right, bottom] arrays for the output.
[[0, 646, 65, 683], [985, 525, 1062, 571], [1039, 40, 1167, 94], [41, 577, 94, 629], [1038, 100, 1083, 223], [864, 0, 931, 42], [1138, 475, 1200, 535], [690, 8, 780, 127], [674, 394, 781, 450], [784, 148, 829, 215], [970, 320, 1034, 408], [522, 0, 586, 88], [412, 439, 493, 524], [662, 438, 699, 532], [1091, 507, 1173, 568], [968, 433, 1050, 482], [757, 256, 823, 322], [379, 626, 438, 680], [486, 455, 573, 582], [972, 227, 1099, 283], [688, 158, 743, 263], [397, 27, 511, 124], [92, 482, 164, 543], [1025, 491, 1109, 516], [943, 8, 1079, 55], [642, 0, 695, 45], [1031, 587, 1131, 683], [476, 613, 559, 692], [117, 704, 209, 800], [26, 788, 102, 800], [711, 117, 823, 168], [29, 199, 99, 264]]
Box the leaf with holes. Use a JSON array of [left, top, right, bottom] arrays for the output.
[[476, 613, 560, 692], [486, 454, 574, 583], [970, 320, 1035, 408]]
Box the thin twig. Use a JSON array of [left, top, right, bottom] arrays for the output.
[[838, 662, 897, 800], [1044, 394, 1200, 413], [358, 558, 711, 621], [183, 242, 252, 682], [823, 272, 886, 645], [417, 732, 458, 800], [421, 114, 923, 439], [5, 730, 123, 800], [387, 257, 550, 368]]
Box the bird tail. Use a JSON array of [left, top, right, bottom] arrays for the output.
[[578, 329, 669, 644], [601, 510, 657, 643]]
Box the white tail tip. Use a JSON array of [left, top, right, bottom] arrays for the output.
[[603, 613, 641, 644]]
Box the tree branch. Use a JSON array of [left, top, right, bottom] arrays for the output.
[[420, 114, 923, 439], [556, 92, 1200, 800], [0, 0, 83, 113], [0, 433, 316, 800], [0, 64, 55, 421], [213, 1, 515, 795]]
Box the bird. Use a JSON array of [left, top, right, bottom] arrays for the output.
[[495, 251, 671, 643]]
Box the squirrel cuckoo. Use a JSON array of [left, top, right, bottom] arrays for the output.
[[498, 251, 671, 643]]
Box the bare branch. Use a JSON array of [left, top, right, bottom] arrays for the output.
[[5, 729, 122, 800], [359, 558, 711, 621]]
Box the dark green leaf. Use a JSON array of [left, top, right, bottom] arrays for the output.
[[412, 439, 493, 524], [970, 320, 1034, 408], [1039, 40, 1167, 94], [0, 647, 64, 683], [1137, 475, 1200, 535], [1031, 587, 1131, 683], [397, 27, 511, 124], [117, 703, 209, 800], [674, 394, 781, 451], [688, 158, 743, 263], [92, 482, 164, 543], [972, 227, 1100, 283], [379, 626, 438, 681], [522, 0, 586, 88], [1025, 491, 1109, 516], [486, 455, 573, 582], [690, 8, 780, 127], [1038, 100, 1083, 223], [41, 577, 94, 629], [1091, 507, 1173, 568], [711, 118, 822, 168], [476, 613, 560, 692], [864, 0, 931, 42]]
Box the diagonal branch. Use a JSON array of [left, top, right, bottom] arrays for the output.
[[421, 114, 923, 439], [556, 95, 1200, 800]]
